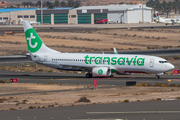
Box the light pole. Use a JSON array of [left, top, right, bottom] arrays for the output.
[[161, 6, 164, 14], [142, 0, 144, 23], [41, 0, 43, 24]]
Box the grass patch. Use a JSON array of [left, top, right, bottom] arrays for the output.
[[135, 82, 179, 87], [169, 84, 176, 87], [38, 69, 43, 72], [172, 56, 180, 60], [176, 97, 180, 99], [0, 80, 9, 83], [154, 83, 168, 87], [46, 82, 54, 84], [46, 70, 53, 73]]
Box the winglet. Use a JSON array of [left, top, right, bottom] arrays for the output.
[[113, 47, 118, 54], [20, 18, 23, 22]]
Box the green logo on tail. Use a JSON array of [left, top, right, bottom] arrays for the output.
[[25, 28, 42, 53]]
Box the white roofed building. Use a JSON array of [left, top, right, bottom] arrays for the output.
[[74, 4, 152, 24]]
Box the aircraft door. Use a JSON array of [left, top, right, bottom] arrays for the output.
[[44, 56, 48, 62], [150, 58, 154, 67]]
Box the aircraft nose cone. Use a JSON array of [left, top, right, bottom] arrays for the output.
[[168, 63, 175, 70]]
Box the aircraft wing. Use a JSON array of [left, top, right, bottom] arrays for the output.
[[43, 62, 94, 71]]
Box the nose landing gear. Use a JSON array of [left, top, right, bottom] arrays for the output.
[[156, 75, 160, 79]]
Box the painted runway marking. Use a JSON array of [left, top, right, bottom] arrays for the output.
[[57, 76, 137, 81], [57, 78, 84, 81], [163, 79, 180, 82], [87, 111, 180, 114], [0, 61, 33, 64], [71, 119, 123, 120]]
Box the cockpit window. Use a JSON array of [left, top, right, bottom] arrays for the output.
[[159, 61, 168, 63]]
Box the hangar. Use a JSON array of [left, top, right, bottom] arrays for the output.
[[0, 8, 72, 25], [75, 4, 152, 24], [0, 4, 152, 25]]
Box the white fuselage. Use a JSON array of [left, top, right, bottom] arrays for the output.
[[34, 52, 174, 74]]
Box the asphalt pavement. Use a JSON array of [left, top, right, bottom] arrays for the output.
[[0, 99, 180, 120], [0, 70, 180, 86]]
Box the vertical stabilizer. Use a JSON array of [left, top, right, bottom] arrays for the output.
[[22, 20, 59, 54]]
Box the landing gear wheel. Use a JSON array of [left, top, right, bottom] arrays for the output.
[[156, 75, 160, 79], [86, 73, 92, 78], [109, 75, 114, 77]]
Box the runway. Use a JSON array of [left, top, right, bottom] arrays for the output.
[[0, 70, 180, 86], [1, 23, 180, 30], [0, 99, 180, 120], [1, 23, 180, 35]]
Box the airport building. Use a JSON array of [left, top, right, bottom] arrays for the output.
[[0, 8, 72, 25], [74, 4, 152, 24], [0, 4, 152, 25]]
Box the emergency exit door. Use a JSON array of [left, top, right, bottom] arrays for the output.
[[150, 58, 154, 67]]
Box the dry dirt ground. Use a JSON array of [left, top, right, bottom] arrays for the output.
[[0, 28, 180, 55], [0, 83, 180, 111]]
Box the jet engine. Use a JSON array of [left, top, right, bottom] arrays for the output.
[[92, 67, 111, 76]]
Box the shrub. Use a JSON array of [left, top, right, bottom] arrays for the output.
[[38, 69, 43, 72], [28, 106, 34, 109], [172, 56, 180, 60], [176, 97, 180, 99], [46, 70, 53, 73], [169, 84, 176, 87], [76, 97, 91, 103], [159, 56, 169, 60], [154, 83, 168, 87], [157, 98, 161, 100], [9, 108, 16, 110], [0, 80, 7, 83], [135, 83, 143, 87], [124, 99, 129, 103], [146, 83, 153, 87], [135, 83, 152, 87]]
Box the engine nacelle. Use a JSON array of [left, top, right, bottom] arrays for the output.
[[92, 67, 111, 76]]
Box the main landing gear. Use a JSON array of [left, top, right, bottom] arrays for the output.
[[86, 73, 92, 78], [156, 75, 160, 79]]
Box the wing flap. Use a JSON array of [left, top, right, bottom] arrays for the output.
[[43, 62, 93, 71]]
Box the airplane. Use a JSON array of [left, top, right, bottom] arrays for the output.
[[156, 14, 175, 25], [29, 21, 40, 25], [20, 18, 40, 25], [21, 19, 175, 79]]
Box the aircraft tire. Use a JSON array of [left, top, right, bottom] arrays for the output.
[[86, 73, 92, 78], [109, 75, 114, 77], [156, 75, 160, 79]]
